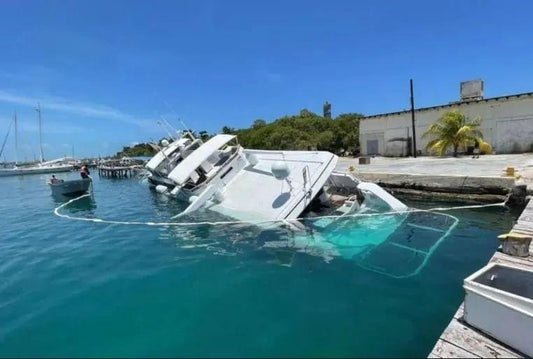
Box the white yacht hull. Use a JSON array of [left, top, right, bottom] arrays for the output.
[[206, 149, 338, 222], [145, 134, 408, 224]]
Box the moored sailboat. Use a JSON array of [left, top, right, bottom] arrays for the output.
[[0, 105, 75, 177]]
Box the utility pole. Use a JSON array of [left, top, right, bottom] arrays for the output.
[[410, 79, 417, 158], [36, 103, 45, 162]]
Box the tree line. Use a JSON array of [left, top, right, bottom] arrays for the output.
[[115, 143, 158, 158], [116, 109, 362, 157], [225, 110, 362, 156]]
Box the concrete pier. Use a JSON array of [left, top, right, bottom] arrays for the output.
[[336, 154, 533, 201]]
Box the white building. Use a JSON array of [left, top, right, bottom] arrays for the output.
[[360, 87, 533, 156]]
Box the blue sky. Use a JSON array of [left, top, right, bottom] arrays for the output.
[[1, 0, 533, 160]]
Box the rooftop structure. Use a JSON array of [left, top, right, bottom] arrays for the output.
[[360, 81, 533, 156]]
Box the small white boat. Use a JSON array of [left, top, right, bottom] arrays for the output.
[[145, 134, 408, 224], [48, 178, 92, 197]]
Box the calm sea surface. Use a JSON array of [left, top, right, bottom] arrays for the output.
[[0, 172, 516, 357]]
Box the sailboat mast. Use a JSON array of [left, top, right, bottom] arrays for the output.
[[14, 111, 18, 165], [36, 103, 44, 162]]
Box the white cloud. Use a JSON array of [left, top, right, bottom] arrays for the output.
[[0, 90, 156, 129]]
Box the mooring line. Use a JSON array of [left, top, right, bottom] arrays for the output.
[[53, 193, 506, 227]]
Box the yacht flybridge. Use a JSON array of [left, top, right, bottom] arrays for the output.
[[146, 134, 408, 224]]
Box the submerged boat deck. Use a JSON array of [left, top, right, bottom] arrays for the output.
[[429, 199, 533, 358]]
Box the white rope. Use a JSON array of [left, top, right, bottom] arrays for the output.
[[53, 193, 506, 227]]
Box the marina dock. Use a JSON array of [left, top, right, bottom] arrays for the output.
[[98, 165, 134, 178], [428, 199, 533, 358], [97, 156, 145, 178]]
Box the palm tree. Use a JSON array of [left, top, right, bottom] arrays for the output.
[[423, 110, 483, 157]]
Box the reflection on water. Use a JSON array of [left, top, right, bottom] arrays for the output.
[[0, 174, 520, 358]]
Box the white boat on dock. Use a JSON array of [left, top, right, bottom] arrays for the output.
[[145, 133, 408, 224]]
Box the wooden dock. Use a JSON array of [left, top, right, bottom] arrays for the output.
[[98, 165, 134, 178], [429, 199, 533, 358]]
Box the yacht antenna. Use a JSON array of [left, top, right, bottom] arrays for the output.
[[178, 118, 196, 140], [157, 120, 174, 139], [35, 103, 45, 162], [158, 115, 179, 139], [163, 101, 196, 140], [160, 115, 182, 139]]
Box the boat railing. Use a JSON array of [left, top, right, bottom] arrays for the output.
[[302, 165, 312, 197]]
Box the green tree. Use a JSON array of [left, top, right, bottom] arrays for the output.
[[423, 110, 483, 156], [252, 119, 267, 129], [198, 130, 211, 141], [332, 113, 362, 155], [114, 143, 158, 158], [299, 109, 316, 118], [228, 110, 362, 155], [222, 126, 236, 134]]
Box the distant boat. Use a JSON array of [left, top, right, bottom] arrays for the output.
[[0, 105, 75, 177], [48, 177, 92, 197]]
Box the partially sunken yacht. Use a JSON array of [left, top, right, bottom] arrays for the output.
[[145, 134, 408, 223]]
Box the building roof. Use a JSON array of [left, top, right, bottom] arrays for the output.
[[362, 91, 533, 120]]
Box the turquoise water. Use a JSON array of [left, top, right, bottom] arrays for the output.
[[0, 173, 516, 357]]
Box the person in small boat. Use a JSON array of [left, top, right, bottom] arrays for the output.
[[50, 175, 60, 184], [80, 165, 90, 179]]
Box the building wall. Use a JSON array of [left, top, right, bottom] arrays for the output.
[[360, 95, 533, 156]]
